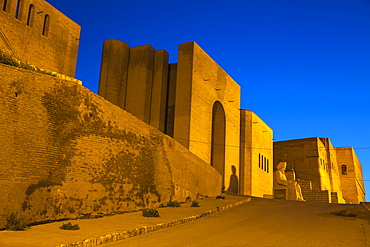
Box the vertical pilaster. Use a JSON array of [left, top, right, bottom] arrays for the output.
[[126, 45, 155, 123], [165, 63, 177, 137], [150, 49, 169, 132], [98, 39, 130, 109]]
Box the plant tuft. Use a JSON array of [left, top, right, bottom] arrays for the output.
[[0, 49, 55, 77], [191, 200, 200, 207], [167, 201, 181, 207], [142, 208, 160, 217], [216, 195, 225, 200], [59, 222, 80, 230], [5, 213, 29, 231]]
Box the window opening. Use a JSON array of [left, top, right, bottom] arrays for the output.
[[42, 14, 50, 36], [3, 0, 8, 12], [14, 0, 21, 18], [26, 4, 34, 27], [341, 165, 347, 175], [258, 154, 261, 168]]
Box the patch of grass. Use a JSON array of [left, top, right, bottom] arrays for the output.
[[216, 195, 225, 200], [59, 222, 80, 230], [0, 49, 55, 77], [142, 208, 160, 217], [167, 201, 181, 207], [330, 209, 357, 217], [5, 213, 29, 231], [191, 200, 200, 207]]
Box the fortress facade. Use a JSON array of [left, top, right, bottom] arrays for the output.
[[0, 0, 365, 228]]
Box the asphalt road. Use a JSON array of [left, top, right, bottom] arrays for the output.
[[103, 198, 370, 247]]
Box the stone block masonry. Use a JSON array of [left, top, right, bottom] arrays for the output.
[[98, 40, 241, 191], [98, 39, 130, 109], [0, 63, 222, 228], [0, 0, 80, 77]]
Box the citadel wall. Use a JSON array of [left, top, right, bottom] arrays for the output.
[[0, 0, 80, 76], [99, 40, 241, 191], [273, 137, 366, 203], [239, 110, 273, 197], [274, 138, 323, 190], [174, 42, 241, 190], [0, 63, 221, 228], [336, 147, 366, 204]]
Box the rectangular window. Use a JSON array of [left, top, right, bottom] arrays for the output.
[[3, 0, 8, 12], [14, 0, 21, 19]]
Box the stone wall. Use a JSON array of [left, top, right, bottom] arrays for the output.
[[274, 138, 329, 191], [336, 147, 366, 204], [174, 42, 241, 190], [0, 0, 80, 76], [0, 64, 222, 228], [98, 40, 241, 190], [239, 110, 273, 197]]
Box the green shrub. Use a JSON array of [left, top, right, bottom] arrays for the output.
[[191, 200, 200, 207], [167, 201, 181, 207], [216, 195, 225, 200], [142, 208, 160, 217], [5, 213, 28, 231], [59, 222, 80, 230]]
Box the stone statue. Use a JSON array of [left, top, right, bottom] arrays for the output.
[[274, 162, 304, 201]]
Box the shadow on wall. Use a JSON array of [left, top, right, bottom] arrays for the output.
[[227, 165, 239, 193]]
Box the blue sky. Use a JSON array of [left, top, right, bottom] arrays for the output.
[[47, 0, 370, 200]]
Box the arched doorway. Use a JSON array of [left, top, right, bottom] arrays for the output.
[[210, 101, 226, 186]]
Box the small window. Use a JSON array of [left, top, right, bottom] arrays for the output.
[[258, 154, 261, 168], [26, 4, 34, 27], [267, 159, 269, 173], [342, 165, 347, 175], [3, 0, 9, 12], [14, 0, 22, 19], [42, 14, 50, 36], [264, 157, 267, 171]]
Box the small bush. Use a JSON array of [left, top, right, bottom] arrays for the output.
[[191, 200, 200, 207], [216, 195, 225, 200], [331, 209, 357, 217], [5, 213, 28, 231], [167, 201, 181, 207], [59, 222, 80, 230], [142, 208, 160, 217]]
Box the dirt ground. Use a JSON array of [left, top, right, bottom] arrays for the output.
[[1, 196, 369, 247]]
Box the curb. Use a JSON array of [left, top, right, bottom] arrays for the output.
[[56, 198, 251, 247]]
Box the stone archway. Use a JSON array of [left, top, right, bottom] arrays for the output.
[[210, 101, 226, 186]]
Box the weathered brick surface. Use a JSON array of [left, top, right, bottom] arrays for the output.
[[0, 0, 80, 76], [0, 64, 222, 228]]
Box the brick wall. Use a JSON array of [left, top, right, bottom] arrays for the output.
[[0, 64, 222, 228], [0, 0, 80, 77]]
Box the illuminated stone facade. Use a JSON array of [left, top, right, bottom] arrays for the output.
[[239, 110, 273, 197], [274, 138, 365, 203], [0, 0, 366, 231], [336, 147, 365, 204], [99, 40, 244, 190], [0, 0, 80, 76]]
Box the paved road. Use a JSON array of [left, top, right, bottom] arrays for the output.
[[104, 198, 370, 247]]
